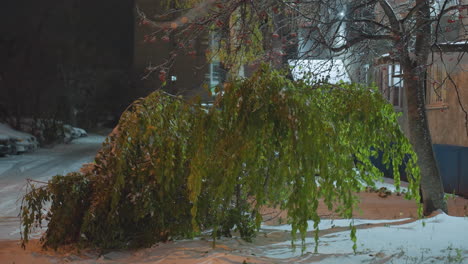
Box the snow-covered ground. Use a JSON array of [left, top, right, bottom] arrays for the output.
[[373, 178, 408, 193], [257, 213, 468, 263], [0, 135, 104, 240], [0, 135, 468, 263], [3, 213, 466, 263]]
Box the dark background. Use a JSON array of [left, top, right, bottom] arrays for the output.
[[0, 0, 211, 130]]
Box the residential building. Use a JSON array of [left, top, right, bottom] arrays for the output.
[[370, 1, 468, 196]]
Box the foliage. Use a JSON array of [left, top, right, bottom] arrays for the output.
[[143, 0, 458, 214], [138, 0, 294, 77], [20, 173, 91, 249], [21, 66, 420, 251]]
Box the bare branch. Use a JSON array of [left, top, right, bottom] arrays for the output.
[[439, 4, 468, 17], [400, 0, 426, 24], [348, 18, 394, 32], [26, 178, 48, 185], [323, 34, 393, 53], [377, 0, 401, 32], [349, 0, 378, 12]]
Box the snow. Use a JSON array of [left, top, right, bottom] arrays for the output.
[[288, 59, 351, 84], [259, 212, 468, 263], [261, 218, 410, 232], [0, 134, 105, 239], [5, 211, 464, 263], [0, 123, 34, 139], [352, 167, 409, 193], [372, 179, 408, 193], [439, 41, 468, 45]]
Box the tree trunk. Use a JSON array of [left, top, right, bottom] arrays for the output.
[[400, 1, 448, 216], [402, 61, 447, 215]]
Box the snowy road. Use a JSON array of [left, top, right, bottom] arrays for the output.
[[0, 135, 104, 240]]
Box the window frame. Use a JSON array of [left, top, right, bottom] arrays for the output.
[[426, 62, 448, 109]]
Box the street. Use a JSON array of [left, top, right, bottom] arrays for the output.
[[0, 135, 104, 240]]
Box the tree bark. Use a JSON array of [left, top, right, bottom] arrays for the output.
[[403, 62, 447, 215], [404, 1, 448, 215]]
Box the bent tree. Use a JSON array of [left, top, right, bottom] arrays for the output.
[[21, 67, 421, 251], [137, 0, 462, 214]]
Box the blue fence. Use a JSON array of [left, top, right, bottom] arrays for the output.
[[372, 144, 468, 198], [433, 144, 468, 197]]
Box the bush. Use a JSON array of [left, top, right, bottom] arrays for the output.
[[21, 66, 421, 251]]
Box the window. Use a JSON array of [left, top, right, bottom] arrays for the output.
[[375, 63, 403, 109], [204, 33, 224, 93], [376, 65, 388, 99], [378, 64, 403, 108], [427, 63, 447, 106], [388, 64, 403, 109]]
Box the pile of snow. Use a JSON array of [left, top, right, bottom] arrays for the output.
[[288, 59, 351, 84]]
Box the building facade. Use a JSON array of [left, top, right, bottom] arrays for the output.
[[370, 1, 468, 196]]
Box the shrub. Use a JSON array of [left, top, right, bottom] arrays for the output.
[[21, 66, 420, 251]]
